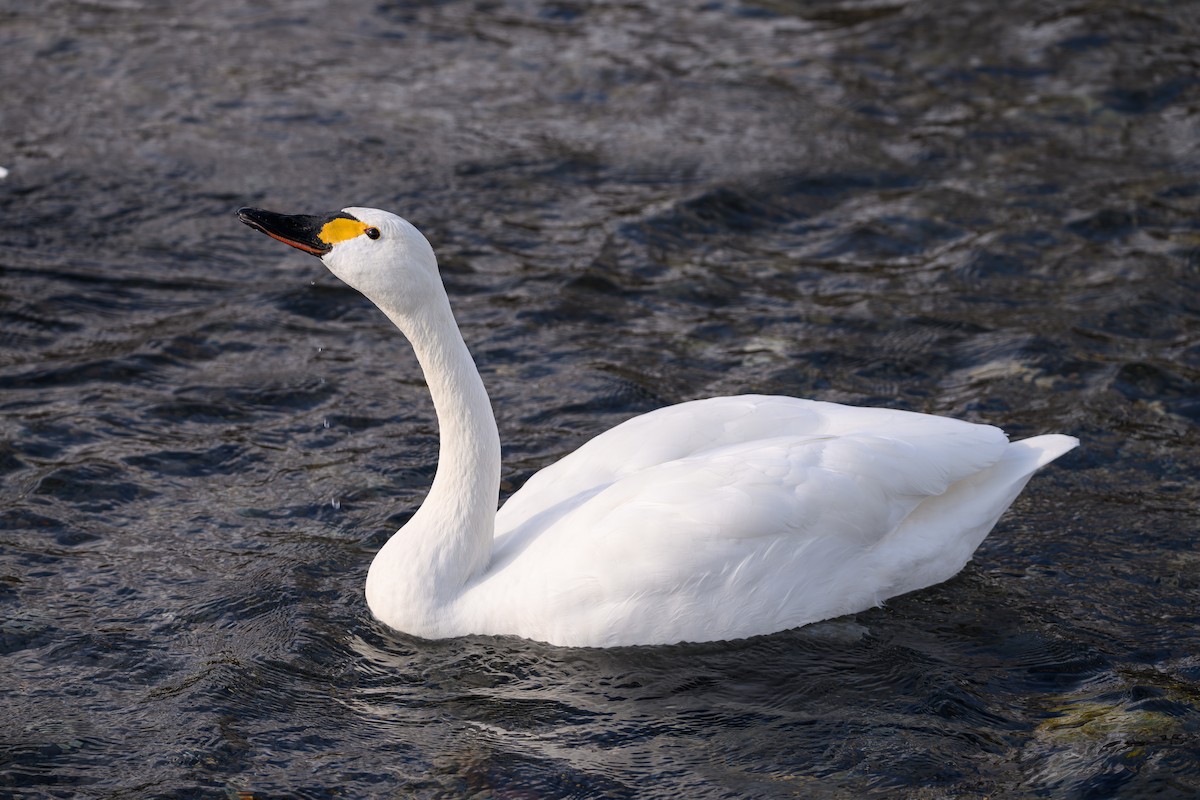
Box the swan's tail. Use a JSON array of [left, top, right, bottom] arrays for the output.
[[872, 432, 1078, 599], [1016, 434, 1080, 471]]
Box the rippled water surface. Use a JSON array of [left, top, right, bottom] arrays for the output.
[[3, 0, 1199, 797]]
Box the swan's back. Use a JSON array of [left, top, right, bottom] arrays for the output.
[[497, 395, 1006, 534], [467, 396, 1076, 646]]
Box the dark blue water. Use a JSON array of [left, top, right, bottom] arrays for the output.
[[2, 0, 1198, 797]]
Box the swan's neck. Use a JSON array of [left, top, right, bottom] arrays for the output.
[[365, 288, 500, 629]]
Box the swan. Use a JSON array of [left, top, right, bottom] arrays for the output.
[[237, 205, 1078, 647]]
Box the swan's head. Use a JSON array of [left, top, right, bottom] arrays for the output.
[[237, 205, 442, 315]]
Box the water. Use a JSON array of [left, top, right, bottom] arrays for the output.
[[2, 0, 1198, 796]]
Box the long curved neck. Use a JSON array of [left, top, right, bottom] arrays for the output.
[[365, 286, 501, 625]]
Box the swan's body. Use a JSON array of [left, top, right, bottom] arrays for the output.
[[238, 205, 1078, 647]]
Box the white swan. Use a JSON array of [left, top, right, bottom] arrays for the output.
[[238, 205, 1078, 647]]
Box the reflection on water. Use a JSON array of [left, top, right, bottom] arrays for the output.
[[2, 0, 1198, 797]]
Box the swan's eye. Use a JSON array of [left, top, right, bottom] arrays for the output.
[[365, 227, 381, 240]]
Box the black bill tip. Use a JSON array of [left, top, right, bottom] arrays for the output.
[[237, 207, 337, 256]]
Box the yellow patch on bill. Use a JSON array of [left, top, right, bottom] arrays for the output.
[[319, 217, 369, 245]]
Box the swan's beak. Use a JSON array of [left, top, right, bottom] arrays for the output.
[[237, 207, 362, 257]]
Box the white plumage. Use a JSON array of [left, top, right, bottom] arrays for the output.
[[238, 205, 1078, 647]]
